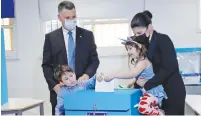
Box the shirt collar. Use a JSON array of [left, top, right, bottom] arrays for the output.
[[62, 26, 76, 35], [63, 80, 78, 88]]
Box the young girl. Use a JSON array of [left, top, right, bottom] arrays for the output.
[[54, 65, 100, 115], [100, 35, 167, 115]]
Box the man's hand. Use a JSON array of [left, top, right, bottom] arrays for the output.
[[53, 82, 64, 94], [53, 84, 61, 94], [58, 82, 64, 86], [78, 74, 89, 85], [136, 77, 148, 87], [142, 88, 146, 94]]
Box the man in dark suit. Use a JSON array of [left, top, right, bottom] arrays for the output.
[[41, 1, 99, 115]]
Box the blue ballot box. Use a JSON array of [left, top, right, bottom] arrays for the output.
[[64, 89, 142, 115]]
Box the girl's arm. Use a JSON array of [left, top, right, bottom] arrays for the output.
[[108, 61, 147, 80]]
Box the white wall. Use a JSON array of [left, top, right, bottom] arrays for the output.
[[145, 0, 201, 47], [39, 0, 145, 21], [5, 0, 48, 114], [6, 0, 201, 114]]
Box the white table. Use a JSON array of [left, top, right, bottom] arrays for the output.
[[1, 98, 45, 115], [183, 76, 201, 86], [185, 95, 201, 115]]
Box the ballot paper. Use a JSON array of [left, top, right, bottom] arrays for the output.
[[95, 79, 115, 92]]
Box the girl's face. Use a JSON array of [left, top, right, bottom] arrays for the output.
[[126, 45, 140, 59], [61, 72, 76, 86]]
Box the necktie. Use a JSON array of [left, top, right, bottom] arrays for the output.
[[68, 31, 75, 71]]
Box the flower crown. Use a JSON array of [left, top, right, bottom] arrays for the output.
[[119, 36, 138, 45]]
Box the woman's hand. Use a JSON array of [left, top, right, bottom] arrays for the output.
[[142, 88, 146, 94], [136, 77, 148, 87]]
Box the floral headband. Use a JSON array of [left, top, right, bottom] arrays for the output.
[[119, 36, 139, 45]]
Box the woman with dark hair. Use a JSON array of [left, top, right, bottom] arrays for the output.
[[130, 10, 186, 115]]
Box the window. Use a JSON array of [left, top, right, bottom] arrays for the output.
[[1, 18, 13, 51], [81, 19, 131, 56], [199, 0, 201, 30], [81, 19, 131, 47], [44, 20, 81, 34], [197, 0, 201, 32], [44, 19, 131, 56], [1, 18, 17, 59], [45, 20, 62, 34]]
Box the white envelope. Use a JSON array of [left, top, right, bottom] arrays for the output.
[[95, 79, 115, 92]]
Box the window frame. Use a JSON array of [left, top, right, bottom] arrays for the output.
[[79, 19, 131, 57], [197, 0, 201, 33], [43, 19, 131, 57], [1, 18, 18, 60]]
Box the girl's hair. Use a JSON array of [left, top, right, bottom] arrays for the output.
[[125, 42, 147, 69], [130, 10, 153, 28], [54, 65, 73, 81]]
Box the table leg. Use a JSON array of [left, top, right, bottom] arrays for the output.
[[39, 103, 44, 115]]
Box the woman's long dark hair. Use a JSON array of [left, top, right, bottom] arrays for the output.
[[130, 10, 153, 28]]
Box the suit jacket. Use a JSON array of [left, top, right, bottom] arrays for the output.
[[144, 31, 186, 104], [42, 26, 100, 90]]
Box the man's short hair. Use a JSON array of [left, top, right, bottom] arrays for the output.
[[58, 1, 75, 13]]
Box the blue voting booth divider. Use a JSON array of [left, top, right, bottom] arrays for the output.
[[1, 28, 8, 105], [175, 47, 201, 83], [1, 0, 14, 105], [175, 48, 201, 53]]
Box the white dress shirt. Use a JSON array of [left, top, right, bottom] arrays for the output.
[[62, 27, 76, 62]]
